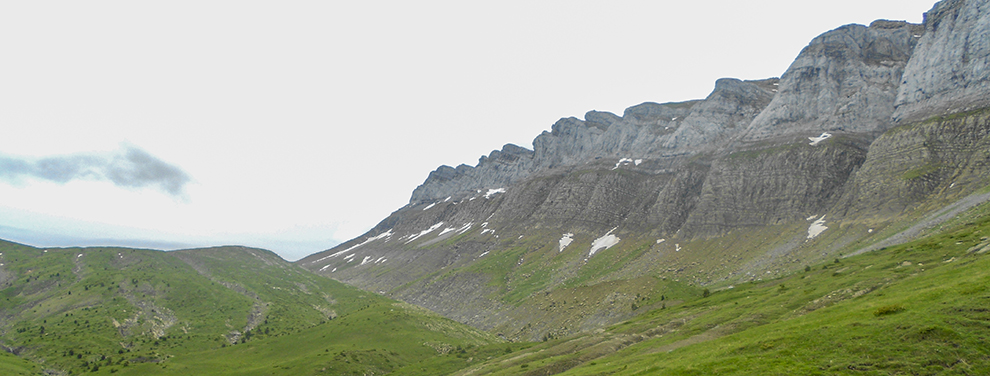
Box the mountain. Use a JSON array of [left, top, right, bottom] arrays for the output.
[[5, 0, 990, 374], [0, 240, 500, 375], [298, 0, 990, 343]]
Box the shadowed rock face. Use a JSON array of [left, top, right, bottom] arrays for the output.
[[302, 0, 990, 342]]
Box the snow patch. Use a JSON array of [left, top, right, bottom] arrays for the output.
[[587, 228, 620, 259], [438, 227, 457, 236], [422, 202, 436, 211], [656, 238, 665, 244], [635, 159, 643, 166], [807, 215, 828, 239], [481, 228, 496, 236], [478, 251, 489, 258], [808, 132, 832, 146], [675, 244, 681, 252], [405, 222, 445, 244], [359, 256, 373, 265], [444, 196, 452, 202], [344, 253, 356, 260], [868, 228, 874, 233], [310, 230, 393, 263], [613, 158, 634, 170], [77, 254, 83, 258], [806, 215, 818, 221], [559, 233, 574, 252], [319, 264, 333, 271], [485, 188, 506, 199], [457, 223, 473, 234]]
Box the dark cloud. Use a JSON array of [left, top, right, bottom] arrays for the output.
[[0, 145, 191, 197]]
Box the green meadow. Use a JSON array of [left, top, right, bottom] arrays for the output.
[[3, 200, 990, 375]]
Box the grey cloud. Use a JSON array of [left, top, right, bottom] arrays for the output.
[[0, 145, 192, 197]]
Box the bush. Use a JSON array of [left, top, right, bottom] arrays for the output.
[[873, 304, 905, 316]]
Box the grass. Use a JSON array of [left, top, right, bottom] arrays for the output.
[[0, 351, 42, 375], [902, 162, 942, 180], [3, 200, 989, 375], [0, 243, 500, 375], [452, 199, 990, 375]]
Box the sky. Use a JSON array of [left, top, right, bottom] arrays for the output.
[[0, 1, 937, 261]]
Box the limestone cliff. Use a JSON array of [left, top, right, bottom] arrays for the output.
[[411, 77, 776, 205], [893, 0, 990, 123], [741, 20, 922, 143], [300, 0, 990, 342]]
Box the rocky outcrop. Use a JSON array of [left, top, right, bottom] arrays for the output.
[[742, 21, 922, 142], [409, 144, 535, 204], [683, 136, 870, 236], [410, 78, 777, 204], [836, 108, 990, 218], [893, 0, 990, 123]]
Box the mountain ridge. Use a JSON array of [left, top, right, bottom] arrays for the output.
[[300, 0, 990, 342]]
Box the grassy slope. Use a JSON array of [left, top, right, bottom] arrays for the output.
[[112, 301, 499, 376], [2, 200, 987, 375], [0, 351, 42, 375], [452, 199, 990, 375], [0, 243, 499, 375]]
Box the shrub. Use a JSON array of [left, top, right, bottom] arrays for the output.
[[873, 304, 905, 316]]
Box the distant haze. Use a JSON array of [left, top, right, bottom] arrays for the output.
[[0, 1, 936, 260]]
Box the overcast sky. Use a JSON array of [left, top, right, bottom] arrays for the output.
[[0, 1, 936, 261]]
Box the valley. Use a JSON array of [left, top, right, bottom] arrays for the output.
[[3, 0, 990, 374]]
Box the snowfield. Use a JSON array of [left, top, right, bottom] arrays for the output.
[[808, 215, 828, 239], [405, 222, 445, 244], [588, 228, 620, 259], [309, 229, 394, 264], [808, 132, 832, 146], [485, 188, 506, 199], [559, 233, 574, 252]]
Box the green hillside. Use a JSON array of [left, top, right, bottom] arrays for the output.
[[0, 243, 499, 375], [449, 198, 990, 375], [2, 198, 989, 376]]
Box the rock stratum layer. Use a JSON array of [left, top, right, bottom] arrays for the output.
[[299, 0, 990, 341]]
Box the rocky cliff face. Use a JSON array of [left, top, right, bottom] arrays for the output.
[[741, 20, 922, 143], [410, 77, 777, 205], [893, 0, 990, 123], [300, 0, 990, 341]]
